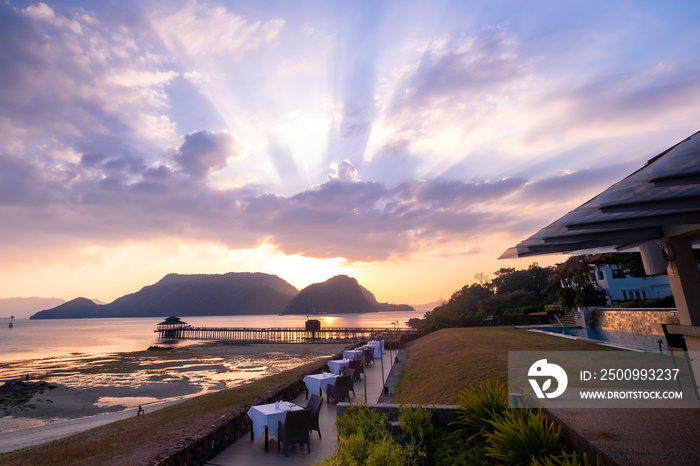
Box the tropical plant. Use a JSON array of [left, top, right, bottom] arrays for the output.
[[484, 408, 562, 466], [452, 379, 508, 439], [532, 450, 599, 466]]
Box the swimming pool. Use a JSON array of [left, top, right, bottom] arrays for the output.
[[529, 326, 668, 352]]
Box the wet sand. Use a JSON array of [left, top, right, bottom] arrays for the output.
[[0, 341, 349, 436]]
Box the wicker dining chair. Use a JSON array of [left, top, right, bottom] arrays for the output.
[[277, 408, 311, 456], [326, 375, 352, 404], [348, 359, 363, 380], [342, 367, 356, 396], [305, 393, 323, 438], [363, 347, 375, 366]]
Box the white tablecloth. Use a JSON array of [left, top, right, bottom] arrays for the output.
[[247, 402, 302, 441], [343, 349, 363, 361], [327, 359, 350, 374], [366, 341, 382, 358], [303, 373, 339, 395]]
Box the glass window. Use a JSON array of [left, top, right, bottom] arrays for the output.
[[612, 269, 626, 279]]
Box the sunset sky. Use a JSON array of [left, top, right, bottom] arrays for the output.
[[2, 0, 700, 306]]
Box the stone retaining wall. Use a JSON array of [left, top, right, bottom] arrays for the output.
[[589, 308, 679, 335]]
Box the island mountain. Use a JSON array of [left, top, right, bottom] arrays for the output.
[[281, 275, 413, 315], [30, 273, 413, 319], [31, 272, 298, 319]]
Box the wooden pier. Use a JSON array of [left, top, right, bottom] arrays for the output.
[[154, 316, 414, 344]]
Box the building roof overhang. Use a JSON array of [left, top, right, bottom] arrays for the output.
[[501, 130, 700, 260]]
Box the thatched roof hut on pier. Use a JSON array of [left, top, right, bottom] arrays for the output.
[[156, 316, 191, 338]]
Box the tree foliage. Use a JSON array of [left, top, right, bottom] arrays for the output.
[[546, 256, 607, 310], [490, 264, 553, 295], [418, 263, 555, 332], [597, 252, 647, 278]]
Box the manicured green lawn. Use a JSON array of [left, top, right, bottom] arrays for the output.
[[394, 327, 619, 404]]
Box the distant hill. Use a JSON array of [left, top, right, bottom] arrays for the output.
[[30, 273, 298, 319], [0, 297, 66, 319], [411, 302, 440, 312], [281, 275, 414, 315]]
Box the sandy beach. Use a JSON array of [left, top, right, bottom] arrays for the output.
[[0, 341, 349, 451]]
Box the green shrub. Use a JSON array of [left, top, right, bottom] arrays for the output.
[[484, 408, 562, 466], [398, 406, 434, 464], [430, 428, 489, 466], [327, 405, 467, 466], [398, 405, 434, 445], [335, 405, 390, 443], [452, 379, 508, 439], [324, 433, 367, 465], [365, 436, 408, 465], [532, 451, 599, 466], [326, 406, 392, 465]]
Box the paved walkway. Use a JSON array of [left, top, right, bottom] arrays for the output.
[[205, 351, 398, 466], [547, 406, 700, 466]]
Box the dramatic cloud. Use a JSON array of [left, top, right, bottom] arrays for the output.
[[2, 0, 700, 302], [173, 130, 245, 180], [151, 1, 285, 57]]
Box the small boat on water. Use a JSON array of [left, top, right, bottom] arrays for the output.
[[9, 315, 14, 328]]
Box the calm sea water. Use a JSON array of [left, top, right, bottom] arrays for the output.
[[0, 311, 422, 362]]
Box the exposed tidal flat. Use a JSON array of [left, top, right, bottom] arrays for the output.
[[0, 341, 349, 441]]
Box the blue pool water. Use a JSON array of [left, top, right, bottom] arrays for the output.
[[530, 326, 667, 352]]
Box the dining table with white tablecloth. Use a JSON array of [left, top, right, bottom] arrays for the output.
[[366, 340, 382, 358], [342, 349, 364, 361], [247, 401, 303, 451], [327, 359, 350, 374], [303, 373, 339, 397]]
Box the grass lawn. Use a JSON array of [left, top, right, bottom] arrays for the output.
[[393, 326, 621, 405]]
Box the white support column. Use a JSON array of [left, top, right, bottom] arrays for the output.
[[666, 236, 700, 327]]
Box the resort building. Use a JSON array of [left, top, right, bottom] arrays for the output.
[[587, 253, 671, 302]]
